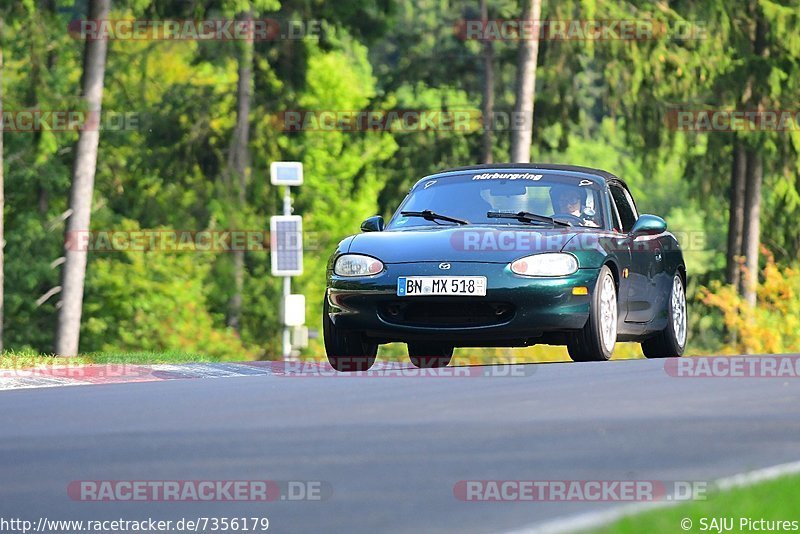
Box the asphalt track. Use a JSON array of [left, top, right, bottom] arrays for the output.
[[1, 357, 799, 533]]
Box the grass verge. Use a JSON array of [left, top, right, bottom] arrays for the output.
[[0, 349, 232, 369], [589, 473, 800, 534]]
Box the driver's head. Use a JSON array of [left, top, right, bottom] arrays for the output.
[[553, 187, 582, 216]]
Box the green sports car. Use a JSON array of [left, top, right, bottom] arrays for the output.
[[323, 164, 688, 371]]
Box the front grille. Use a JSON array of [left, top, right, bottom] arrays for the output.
[[378, 301, 515, 328]]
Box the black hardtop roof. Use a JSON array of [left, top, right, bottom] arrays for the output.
[[420, 163, 629, 190]]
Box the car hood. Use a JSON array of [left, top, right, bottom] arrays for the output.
[[347, 226, 579, 264]]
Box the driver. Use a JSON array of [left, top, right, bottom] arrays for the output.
[[552, 187, 599, 227]]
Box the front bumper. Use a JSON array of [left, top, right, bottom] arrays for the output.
[[326, 262, 600, 346]]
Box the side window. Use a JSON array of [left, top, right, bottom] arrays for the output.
[[623, 188, 639, 220], [610, 185, 637, 232]]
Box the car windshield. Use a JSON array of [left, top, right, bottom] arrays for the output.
[[387, 171, 607, 229]]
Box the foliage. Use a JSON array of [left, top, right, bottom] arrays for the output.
[[81, 226, 254, 360], [699, 250, 800, 354]]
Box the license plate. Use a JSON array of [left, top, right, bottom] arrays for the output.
[[397, 276, 487, 297]]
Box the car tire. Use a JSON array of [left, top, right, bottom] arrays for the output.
[[407, 343, 454, 368], [323, 298, 377, 372], [642, 273, 687, 358], [568, 265, 617, 362]]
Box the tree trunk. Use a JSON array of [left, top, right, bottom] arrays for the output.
[[480, 0, 494, 164], [725, 140, 746, 288], [736, 0, 767, 307], [740, 149, 762, 307], [226, 8, 254, 331], [55, 0, 110, 356], [509, 0, 542, 163], [0, 19, 4, 352]]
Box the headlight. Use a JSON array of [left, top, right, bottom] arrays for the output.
[[334, 254, 384, 276], [510, 253, 578, 277]]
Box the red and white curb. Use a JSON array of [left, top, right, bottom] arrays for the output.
[[0, 362, 268, 391], [0, 361, 417, 391]]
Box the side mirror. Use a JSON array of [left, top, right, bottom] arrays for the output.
[[360, 215, 385, 233], [630, 214, 667, 236]]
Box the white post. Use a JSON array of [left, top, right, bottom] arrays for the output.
[[282, 276, 292, 360], [282, 185, 293, 361], [271, 162, 303, 362]]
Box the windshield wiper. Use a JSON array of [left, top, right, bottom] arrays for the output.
[[487, 211, 572, 227], [400, 210, 469, 226]]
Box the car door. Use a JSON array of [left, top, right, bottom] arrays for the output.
[[609, 183, 657, 323], [604, 185, 633, 322]]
